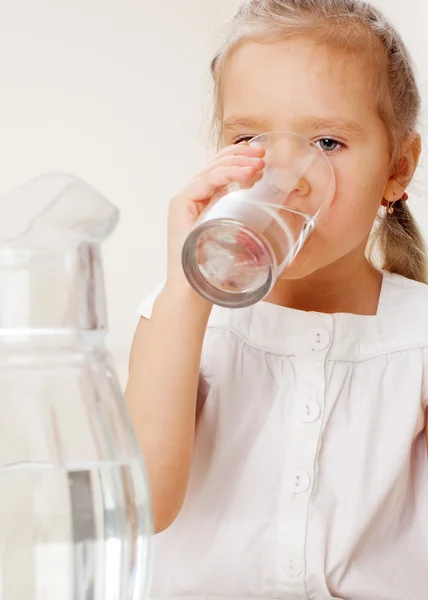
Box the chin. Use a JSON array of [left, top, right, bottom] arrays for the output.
[[278, 253, 323, 281], [277, 268, 317, 282]]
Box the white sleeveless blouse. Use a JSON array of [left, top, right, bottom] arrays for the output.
[[138, 271, 428, 600]]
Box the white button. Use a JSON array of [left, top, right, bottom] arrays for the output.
[[290, 469, 311, 494], [298, 400, 321, 423], [308, 328, 330, 350], [285, 553, 304, 578]]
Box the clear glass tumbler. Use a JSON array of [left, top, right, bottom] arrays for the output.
[[182, 131, 336, 308]]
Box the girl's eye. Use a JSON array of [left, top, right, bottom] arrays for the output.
[[233, 135, 255, 145], [315, 138, 344, 154]]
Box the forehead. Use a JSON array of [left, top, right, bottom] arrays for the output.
[[222, 38, 382, 131]]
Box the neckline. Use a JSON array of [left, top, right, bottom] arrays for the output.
[[208, 272, 428, 360], [257, 269, 390, 321]]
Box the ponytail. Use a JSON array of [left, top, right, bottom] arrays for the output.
[[369, 201, 428, 284]]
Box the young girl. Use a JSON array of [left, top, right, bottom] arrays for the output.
[[126, 1, 428, 598]]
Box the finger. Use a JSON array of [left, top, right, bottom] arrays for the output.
[[236, 170, 264, 191], [215, 143, 266, 161], [205, 154, 265, 172], [187, 166, 257, 204]]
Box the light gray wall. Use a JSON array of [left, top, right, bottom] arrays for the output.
[[0, 0, 426, 384]]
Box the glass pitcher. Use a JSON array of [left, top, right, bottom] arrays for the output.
[[0, 174, 152, 600]]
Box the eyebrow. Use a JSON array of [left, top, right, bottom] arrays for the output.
[[223, 116, 271, 133], [223, 115, 364, 137], [297, 116, 364, 136]]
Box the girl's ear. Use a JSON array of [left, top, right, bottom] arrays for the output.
[[383, 133, 421, 202]]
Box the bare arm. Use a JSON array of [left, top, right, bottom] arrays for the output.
[[125, 284, 211, 533], [426, 420, 428, 457], [126, 142, 265, 533]]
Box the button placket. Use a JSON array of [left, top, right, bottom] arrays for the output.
[[275, 318, 332, 596]]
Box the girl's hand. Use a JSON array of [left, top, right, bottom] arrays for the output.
[[166, 143, 265, 288]]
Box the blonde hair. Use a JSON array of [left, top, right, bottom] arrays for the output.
[[211, 0, 427, 283]]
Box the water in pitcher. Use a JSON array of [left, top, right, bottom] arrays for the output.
[[0, 459, 149, 600]]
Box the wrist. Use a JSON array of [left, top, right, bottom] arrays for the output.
[[160, 277, 213, 321]]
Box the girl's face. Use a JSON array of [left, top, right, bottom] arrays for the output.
[[221, 37, 393, 280]]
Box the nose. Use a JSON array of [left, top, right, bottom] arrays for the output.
[[284, 175, 313, 214], [267, 166, 312, 199], [293, 176, 311, 197]]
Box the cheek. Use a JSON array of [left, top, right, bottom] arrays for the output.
[[279, 154, 390, 278], [291, 165, 385, 269], [319, 159, 387, 234], [324, 184, 380, 234]]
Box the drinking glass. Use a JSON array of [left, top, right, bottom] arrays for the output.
[[182, 131, 336, 308]]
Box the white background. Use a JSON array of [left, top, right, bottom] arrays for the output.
[[0, 0, 427, 384]]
